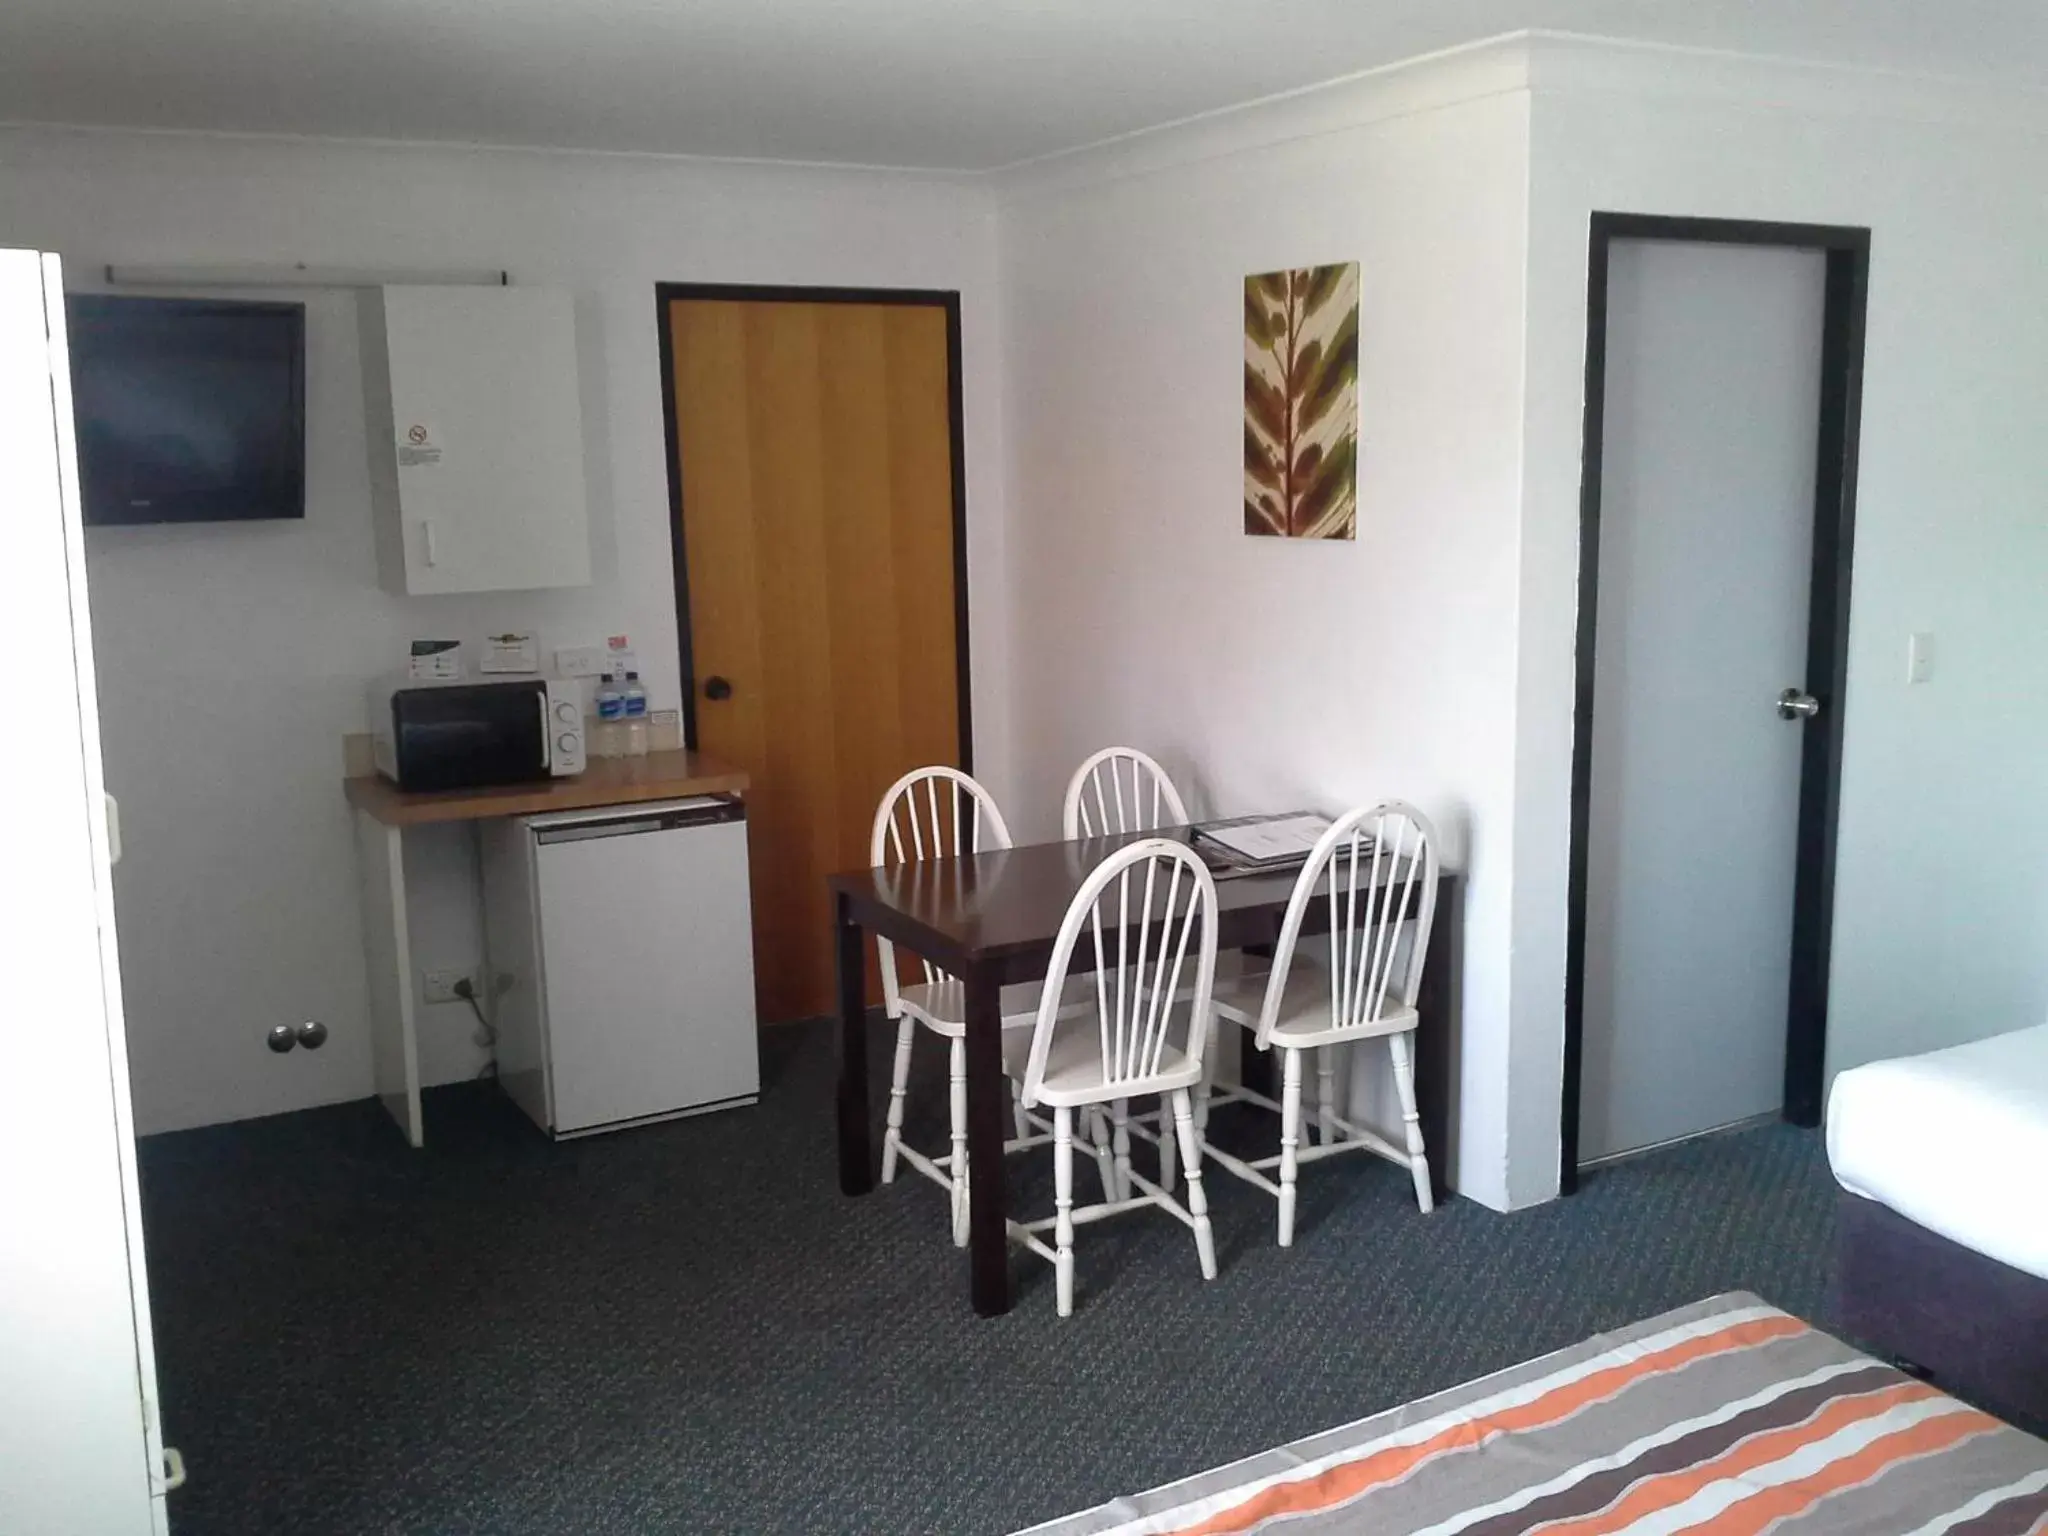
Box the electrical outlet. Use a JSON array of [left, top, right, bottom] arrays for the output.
[[554, 645, 603, 678], [423, 968, 472, 1004]]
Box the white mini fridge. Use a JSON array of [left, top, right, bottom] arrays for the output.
[[480, 795, 759, 1137]]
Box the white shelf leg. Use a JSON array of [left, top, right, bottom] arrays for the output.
[[356, 811, 423, 1147]]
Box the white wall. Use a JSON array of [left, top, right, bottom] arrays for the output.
[[997, 52, 1533, 1208], [0, 126, 1006, 1133], [1514, 40, 2048, 1194], [999, 33, 2048, 1212]]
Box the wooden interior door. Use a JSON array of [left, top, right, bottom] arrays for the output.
[[665, 293, 964, 1023]]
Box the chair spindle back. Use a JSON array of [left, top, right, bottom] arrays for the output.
[[1258, 802, 1441, 1048], [870, 766, 1013, 1012], [1024, 838, 1218, 1104], [1061, 747, 1190, 839]]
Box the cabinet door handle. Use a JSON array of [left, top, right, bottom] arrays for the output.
[[421, 519, 438, 567]]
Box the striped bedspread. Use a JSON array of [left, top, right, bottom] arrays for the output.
[[1019, 1294, 2048, 1536]]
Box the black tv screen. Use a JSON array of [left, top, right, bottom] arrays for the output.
[[67, 295, 305, 525]]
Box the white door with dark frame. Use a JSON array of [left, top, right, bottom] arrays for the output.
[[1578, 238, 1828, 1165]]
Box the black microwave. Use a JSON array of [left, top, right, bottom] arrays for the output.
[[370, 677, 587, 792]]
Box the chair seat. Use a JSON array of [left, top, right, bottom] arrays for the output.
[[1210, 963, 1419, 1048], [1002, 1023, 1202, 1107], [897, 976, 1090, 1038]]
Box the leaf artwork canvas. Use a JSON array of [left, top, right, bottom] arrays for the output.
[[1244, 262, 1359, 539]]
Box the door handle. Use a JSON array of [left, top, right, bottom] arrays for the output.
[[1777, 688, 1821, 720], [703, 676, 733, 701]]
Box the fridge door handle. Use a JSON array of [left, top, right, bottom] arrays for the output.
[[533, 803, 743, 844]]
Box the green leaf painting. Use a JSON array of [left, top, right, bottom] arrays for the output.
[[1244, 262, 1359, 539]]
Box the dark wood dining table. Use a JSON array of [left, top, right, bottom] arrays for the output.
[[828, 826, 1461, 1317]]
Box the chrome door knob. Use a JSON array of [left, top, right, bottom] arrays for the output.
[[1777, 688, 1821, 720]]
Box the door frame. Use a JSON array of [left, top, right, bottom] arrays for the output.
[[653, 282, 974, 769], [1559, 213, 1871, 1193]]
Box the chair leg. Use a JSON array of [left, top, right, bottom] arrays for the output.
[[1054, 1106, 1076, 1317], [1317, 1046, 1339, 1146], [1010, 1079, 1029, 1143], [1388, 1032, 1434, 1214], [880, 1016, 915, 1185], [1278, 1049, 1303, 1247], [1085, 1108, 1118, 1203], [1110, 1100, 1132, 1202], [1172, 1088, 1217, 1280], [948, 1036, 969, 1247], [1158, 1093, 1177, 1193]]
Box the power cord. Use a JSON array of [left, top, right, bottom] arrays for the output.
[[453, 976, 499, 1080]]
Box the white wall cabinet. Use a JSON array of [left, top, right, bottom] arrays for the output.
[[360, 285, 592, 595]]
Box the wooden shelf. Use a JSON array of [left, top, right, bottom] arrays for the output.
[[345, 749, 749, 827]]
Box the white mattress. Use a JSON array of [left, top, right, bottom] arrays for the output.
[[1826, 1023, 2048, 1280]]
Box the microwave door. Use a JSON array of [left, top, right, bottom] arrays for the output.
[[394, 682, 548, 791]]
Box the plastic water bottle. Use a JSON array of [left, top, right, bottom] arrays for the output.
[[594, 675, 624, 758], [621, 672, 649, 758]]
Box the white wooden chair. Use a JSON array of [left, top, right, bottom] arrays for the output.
[[1062, 746, 1191, 839], [872, 766, 1114, 1244], [1062, 747, 1195, 1195], [1004, 837, 1221, 1316], [1202, 803, 1441, 1243]]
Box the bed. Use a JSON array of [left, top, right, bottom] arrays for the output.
[[1017, 1293, 2048, 1535], [1828, 1022, 2048, 1430]]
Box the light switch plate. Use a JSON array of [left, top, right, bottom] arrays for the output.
[[1907, 631, 1934, 685], [555, 644, 603, 678]]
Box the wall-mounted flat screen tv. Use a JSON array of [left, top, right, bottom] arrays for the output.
[[67, 294, 306, 525]]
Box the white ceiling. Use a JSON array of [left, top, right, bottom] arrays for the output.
[[2, 1, 2045, 171]]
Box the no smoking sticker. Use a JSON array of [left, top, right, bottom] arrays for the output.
[[397, 422, 443, 467]]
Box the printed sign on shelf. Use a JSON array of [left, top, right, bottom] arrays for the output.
[[406, 639, 463, 680], [480, 631, 540, 674]]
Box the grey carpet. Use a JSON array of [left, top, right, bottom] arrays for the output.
[[138, 1019, 1838, 1535]]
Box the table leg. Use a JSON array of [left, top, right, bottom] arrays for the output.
[[1415, 877, 1460, 1205], [835, 892, 875, 1196], [1237, 940, 1278, 1101], [963, 964, 1011, 1317]]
